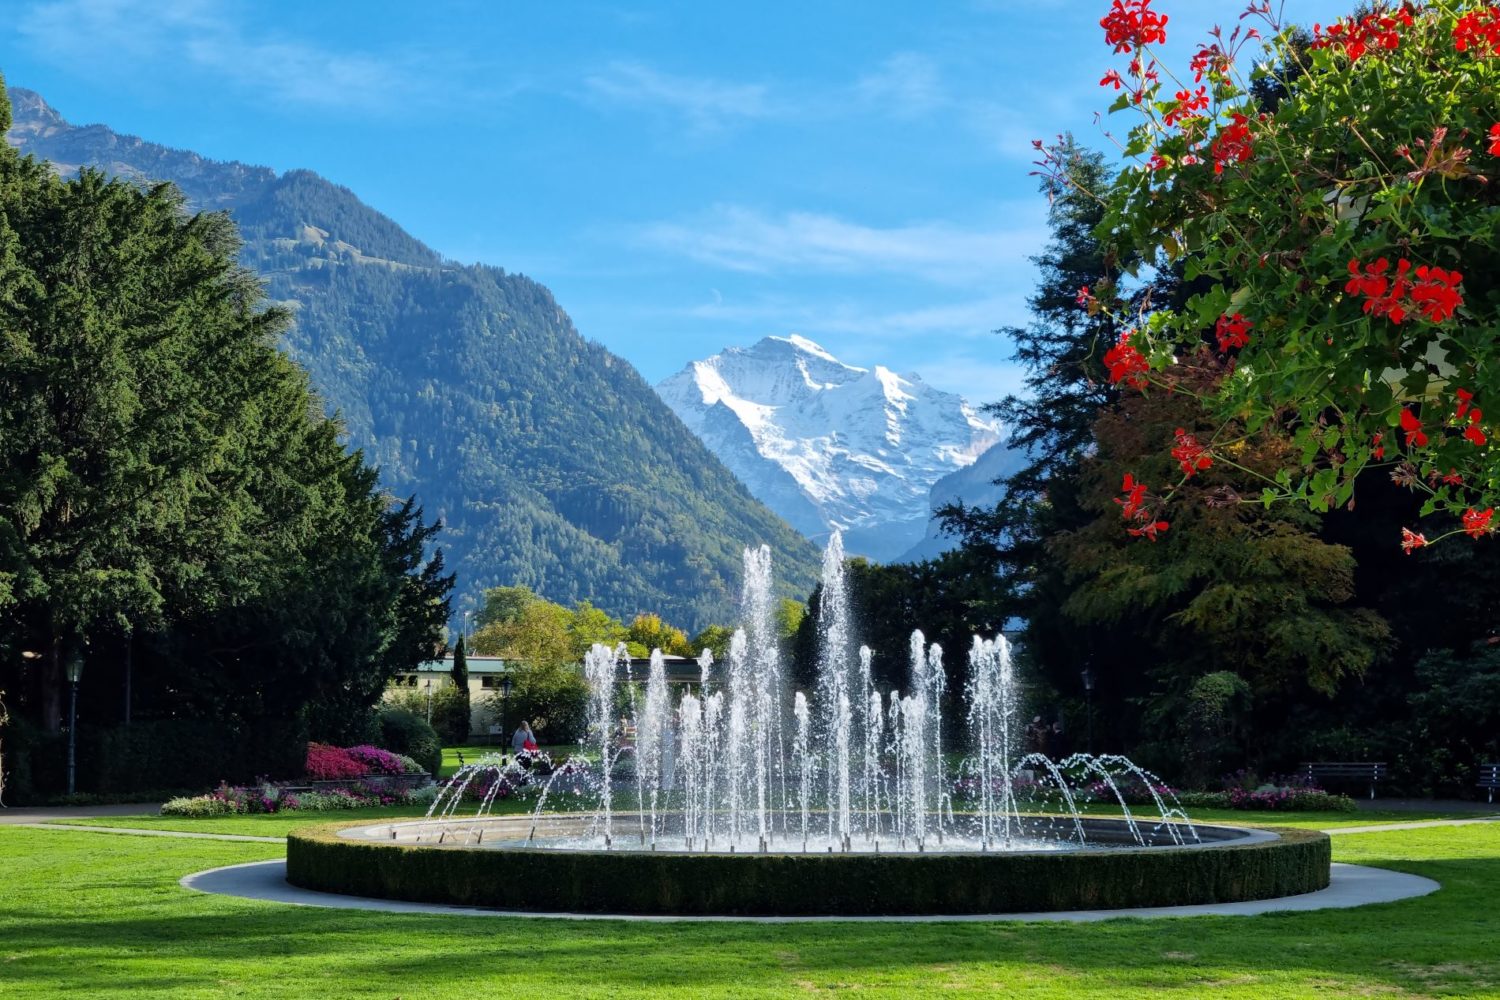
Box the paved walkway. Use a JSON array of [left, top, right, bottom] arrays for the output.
[[1326, 815, 1500, 835], [0, 803, 162, 824], [180, 859, 1439, 923]]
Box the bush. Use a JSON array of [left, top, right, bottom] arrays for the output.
[[305, 743, 368, 780], [286, 823, 1331, 916], [161, 795, 234, 817], [384, 687, 471, 747], [480, 660, 589, 743], [376, 708, 441, 776]]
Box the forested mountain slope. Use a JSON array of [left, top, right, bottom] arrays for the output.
[[7, 87, 819, 627]]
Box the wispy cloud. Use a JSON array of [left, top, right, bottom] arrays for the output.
[[582, 61, 775, 132], [16, 0, 465, 113], [637, 204, 1045, 286], [854, 53, 946, 118]]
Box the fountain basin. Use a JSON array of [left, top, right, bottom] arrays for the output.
[[287, 816, 1330, 916]]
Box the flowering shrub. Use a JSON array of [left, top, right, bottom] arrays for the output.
[[1044, 0, 1500, 550], [305, 743, 368, 780], [344, 745, 425, 776], [159, 779, 434, 817]]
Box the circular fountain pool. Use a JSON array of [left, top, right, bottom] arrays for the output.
[[291, 532, 1330, 915], [288, 814, 1329, 916]]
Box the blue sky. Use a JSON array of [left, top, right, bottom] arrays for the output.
[[1, 0, 1350, 404]]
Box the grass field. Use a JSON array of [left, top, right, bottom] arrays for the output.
[[3, 811, 1497, 997]]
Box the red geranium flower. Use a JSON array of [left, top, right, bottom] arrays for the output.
[[1101, 0, 1168, 54], [1400, 527, 1427, 554], [1171, 428, 1213, 477], [1115, 473, 1149, 520], [1455, 8, 1500, 54], [1104, 331, 1150, 389], [1410, 265, 1463, 323], [1211, 113, 1254, 175], [1127, 519, 1171, 541], [1463, 507, 1496, 538], [1401, 408, 1428, 448], [1214, 312, 1252, 352], [1372, 432, 1385, 460]]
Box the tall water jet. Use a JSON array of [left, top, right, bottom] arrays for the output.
[[793, 691, 813, 850], [582, 642, 621, 849], [740, 544, 781, 845], [637, 649, 669, 846], [818, 530, 856, 847], [967, 634, 1016, 848]]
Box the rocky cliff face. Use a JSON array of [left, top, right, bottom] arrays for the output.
[[658, 335, 1011, 561]]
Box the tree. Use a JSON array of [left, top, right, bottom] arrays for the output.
[[448, 634, 470, 744], [625, 613, 692, 657], [1077, 0, 1500, 548], [483, 659, 589, 744], [1052, 362, 1390, 775], [0, 82, 450, 784], [567, 600, 627, 657], [470, 593, 573, 666], [775, 599, 805, 642], [690, 624, 734, 661]]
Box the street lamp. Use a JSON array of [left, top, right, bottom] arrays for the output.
[[65, 650, 84, 795], [462, 610, 470, 643], [424, 677, 434, 724], [1080, 666, 1095, 755]]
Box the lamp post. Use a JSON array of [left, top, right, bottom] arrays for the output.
[[1080, 665, 1095, 756], [65, 650, 84, 795], [424, 677, 434, 724], [462, 611, 470, 644]]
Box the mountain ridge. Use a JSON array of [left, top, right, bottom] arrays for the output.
[[6, 86, 821, 628]]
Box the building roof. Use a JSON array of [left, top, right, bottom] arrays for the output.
[[408, 654, 509, 674]]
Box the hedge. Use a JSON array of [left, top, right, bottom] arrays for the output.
[[286, 822, 1330, 916]]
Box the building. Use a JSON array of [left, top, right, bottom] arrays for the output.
[[386, 654, 512, 739]]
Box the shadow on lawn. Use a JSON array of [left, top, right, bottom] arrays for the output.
[[4, 851, 1499, 995]]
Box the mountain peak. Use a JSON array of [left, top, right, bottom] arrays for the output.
[[7, 88, 63, 130], [657, 340, 1007, 561]]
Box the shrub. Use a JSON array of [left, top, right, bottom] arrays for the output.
[[305, 743, 367, 780], [161, 795, 233, 817], [344, 745, 423, 776], [286, 823, 1331, 916], [376, 708, 442, 776], [385, 686, 471, 747]]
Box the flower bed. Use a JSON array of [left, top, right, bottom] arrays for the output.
[[161, 779, 438, 817], [306, 743, 425, 781]]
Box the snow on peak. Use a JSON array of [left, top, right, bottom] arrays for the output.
[[656, 338, 1007, 561]]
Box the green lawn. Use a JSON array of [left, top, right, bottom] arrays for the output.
[[440, 743, 584, 776], [3, 817, 1498, 997]]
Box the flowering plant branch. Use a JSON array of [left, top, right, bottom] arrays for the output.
[[1050, 0, 1500, 550]]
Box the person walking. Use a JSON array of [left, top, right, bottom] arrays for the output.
[[512, 720, 535, 753]]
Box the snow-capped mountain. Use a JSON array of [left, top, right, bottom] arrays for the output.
[[656, 335, 1007, 561]]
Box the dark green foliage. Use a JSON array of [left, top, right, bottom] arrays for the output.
[[448, 635, 470, 744], [0, 86, 451, 793], [287, 823, 1329, 916], [376, 707, 441, 776], [483, 659, 589, 743], [386, 687, 470, 748]]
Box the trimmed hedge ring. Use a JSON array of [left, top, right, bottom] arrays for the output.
[[287, 819, 1330, 916]]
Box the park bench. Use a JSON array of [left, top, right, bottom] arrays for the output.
[[1479, 762, 1500, 804], [1300, 761, 1387, 800]]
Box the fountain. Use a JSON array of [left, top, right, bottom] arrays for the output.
[[289, 531, 1332, 915]]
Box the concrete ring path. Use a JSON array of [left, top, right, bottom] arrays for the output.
[[181, 859, 1439, 924]]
